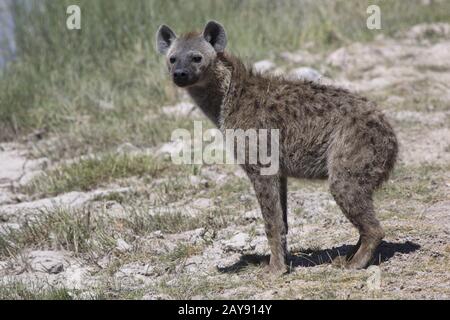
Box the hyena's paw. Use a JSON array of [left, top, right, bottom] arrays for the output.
[[264, 260, 288, 276], [332, 244, 378, 270], [344, 250, 375, 270], [332, 238, 363, 268], [332, 256, 367, 270], [331, 255, 348, 268]]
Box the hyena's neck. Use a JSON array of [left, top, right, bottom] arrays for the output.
[[187, 53, 244, 127]]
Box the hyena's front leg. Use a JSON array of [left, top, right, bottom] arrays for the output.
[[280, 176, 288, 234], [249, 173, 288, 274]]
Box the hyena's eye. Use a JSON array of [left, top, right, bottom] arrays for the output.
[[192, 56, 202, 63], [169, 57, 176, 64]]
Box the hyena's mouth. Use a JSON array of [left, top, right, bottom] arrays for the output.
[[172, 68, 201, 87], [173, 76, 199, 88], [173, 78, 191, 87]]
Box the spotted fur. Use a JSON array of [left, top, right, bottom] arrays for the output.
[[156, 21, 398, 273]]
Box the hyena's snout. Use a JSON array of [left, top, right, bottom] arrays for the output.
[[173, 68, 190, 87], [172, 67, 200, 87]]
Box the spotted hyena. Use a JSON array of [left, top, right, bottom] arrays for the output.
[[156, 21, 398, 274]]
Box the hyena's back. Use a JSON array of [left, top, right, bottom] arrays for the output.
[[223, 74, 398, 186]]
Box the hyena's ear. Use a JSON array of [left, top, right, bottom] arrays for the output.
[[203, 20, 227, 53], [156, 24, 177, 54]]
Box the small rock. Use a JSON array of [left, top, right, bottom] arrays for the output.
[[191, 198, 213, 209], [18, 171, 42, 186], [116, 238, 132, 252], [151, 230, 164, 239], [98, 100, 115, 110], [0, 223, 20, 236], [201, 229, 216, 243], [24, 158, 49, 171], [28, 250, 69, 273], [239, 194, 253, 203], [118, 262, 156, 277], [243, 209, 260, 222], [0, 187, 131, 218], [287, 67, 322, 82], [48, 263, 64, 274], [403, 22, 450, 40], [251, 236, 268, 255], [0, 214, 9, 222], [253, 60, 276, 73], [106, 202, 128, 219], [190, 227, 206, 241], [222, 233, 252, 252], [0, 146, 28, 182], [190, 227, 215, 244], [189, 175, 201, 185], [64, 265, 89, 290], [97, 255, 111, 269], [366, 265, 382, 291], [280, 50, 318, 65], [0, 192, 15, 206], [0, 261, 8, 270]]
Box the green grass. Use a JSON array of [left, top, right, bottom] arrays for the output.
[[0, 282, 74, 300], [0, 207, 115, 257], [0, 280, 145, 299], [24, 154, 167, 196], [1, 0, 450, 155], [124, 208, 230, 235], [154, 273, 249, 300], [0, 201, 231, 258], [159, 242, 204, 272]]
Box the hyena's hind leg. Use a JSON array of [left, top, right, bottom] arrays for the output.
[[329, 174, 385, 269], [327, 115, 397, 269], [248, 173, 288, 274]]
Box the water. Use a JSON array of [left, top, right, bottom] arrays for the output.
[[0, 0, 16, 70]]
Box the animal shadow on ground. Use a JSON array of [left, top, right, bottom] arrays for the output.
[[217, 241, 420, 273]]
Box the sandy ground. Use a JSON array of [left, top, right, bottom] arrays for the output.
[[0, 23, 449, 299]]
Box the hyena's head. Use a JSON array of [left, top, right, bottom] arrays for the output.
[[155, 21, 227, 88]]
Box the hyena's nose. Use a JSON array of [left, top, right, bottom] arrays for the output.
[[173, 70, 188, 80], [173, 69, 190, 87]]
